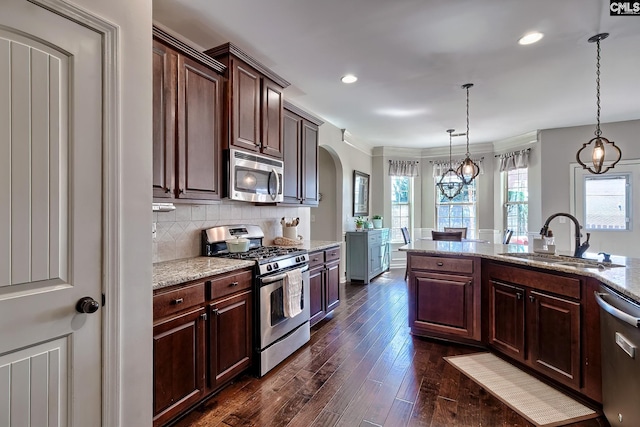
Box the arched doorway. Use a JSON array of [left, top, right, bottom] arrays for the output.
[[311, 146, 343, 242]]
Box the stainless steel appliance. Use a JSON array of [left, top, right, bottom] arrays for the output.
[[228, 149, 283, 203], [595, 285, 640, 426], [202, 225, 310, 376]]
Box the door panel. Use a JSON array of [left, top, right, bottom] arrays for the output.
[[0, 1, 103, 425], [489, 281, 525, 360]]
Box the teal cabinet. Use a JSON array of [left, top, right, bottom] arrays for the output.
[[345, 229, 390, 284]]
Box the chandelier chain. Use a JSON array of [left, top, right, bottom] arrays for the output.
[[595, 39, 601, 137], [466, 85, 470, 155]]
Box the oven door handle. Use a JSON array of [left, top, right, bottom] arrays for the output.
[[595, 291, 640, 328], [261, 265, 309, 284]]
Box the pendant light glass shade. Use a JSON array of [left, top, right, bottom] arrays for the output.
[[576, 33, 621, 174], [456, 83, 480, 185], [436, 129, 463, 200]]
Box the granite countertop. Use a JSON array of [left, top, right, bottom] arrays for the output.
[[401, 240, 640, 303], [153, 257, 255, 290], [305, 240, 341, 252]]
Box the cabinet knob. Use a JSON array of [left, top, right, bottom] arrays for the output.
[[516, 292, 522, 300], [229, 281, 239, 287], [529, 295, 535, 303], [437, 262, 444, 267], [255, 142, 261, 148], [212, 308, 219, 316], [200, 313, 208, 321], [164, 187, 171, 193], [172, 298, 184, 305], [178, 189, 184, 194]]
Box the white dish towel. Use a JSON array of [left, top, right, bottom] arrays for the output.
[[283, 268, 303, 318]]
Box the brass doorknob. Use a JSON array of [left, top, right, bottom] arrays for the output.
[[76, 296, 100, 314]]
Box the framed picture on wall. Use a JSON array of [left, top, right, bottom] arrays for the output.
[[353, 170, 369, 216]]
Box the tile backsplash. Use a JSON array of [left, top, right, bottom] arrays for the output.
[[153, 202, 310, 263]]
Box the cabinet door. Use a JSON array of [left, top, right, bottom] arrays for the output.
[[231, 59, 261, 153], [325, 260, 340, 312], [369, 243, 382, 276], [528, 290, 581, 389], [301, 120, 319, 205], [413, 273, 474, 338], [489, 280, 525, 361], [153, 307, 206, 426], [152, 40, 177, 199], [261, 77, 284, 158], [309, 265, 325, 326], [177, 55, 223, 200], [282, 109, 302, 204], [209, 290, 253, 390]]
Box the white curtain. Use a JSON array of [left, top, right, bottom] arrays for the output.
[[498, 149, 530, 172], [432, 158, 485, 178], [389, 160, 419, 177]]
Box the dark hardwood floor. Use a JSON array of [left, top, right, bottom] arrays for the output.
[[172, 268, 609, 427]]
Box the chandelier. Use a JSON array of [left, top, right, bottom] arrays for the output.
[[576, 33, 621, 174], [456, 83, 480, 185], [436, 129, 464, 200]]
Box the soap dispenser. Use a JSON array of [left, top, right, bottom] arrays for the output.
[[544, 229, 555, 246]]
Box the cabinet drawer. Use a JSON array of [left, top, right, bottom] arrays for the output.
[[308, 250, 324, 268], [208, 269, 253, 300], [410, 255, 474, 274], [324, 246, 341, 263], [368, 232, 382, 245], [153, 282, 205, 320]]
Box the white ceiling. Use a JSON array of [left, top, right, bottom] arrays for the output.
[[153, 0, 640, 149]]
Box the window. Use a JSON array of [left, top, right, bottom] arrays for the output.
[[504, 168, 528, 244], [584, 174, 630, 230], [436, 180, 476, 239], [391, 176, 411, 242]]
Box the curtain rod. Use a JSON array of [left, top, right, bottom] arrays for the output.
[[388, 160, 419, 163], [495, 147, 531, 158], [429, 156, 484, 164]]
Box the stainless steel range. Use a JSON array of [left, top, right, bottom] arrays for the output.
[[202, 225, 310, 377]]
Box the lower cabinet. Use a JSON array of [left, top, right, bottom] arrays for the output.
[[309, 246, 341, 326], [208, 289, 252, 390], [485, 261, 587, 396], [408, 254, 481, 342], [152, 268, 253, 427], [345, 229, 390, 284]]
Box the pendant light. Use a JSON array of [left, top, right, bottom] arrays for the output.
[[576, 33, 621, 174], [456, 83, 480, 184], [436, 129, 464, 200]]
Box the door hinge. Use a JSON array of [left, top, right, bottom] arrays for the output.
[[102, 293, 106, 307]]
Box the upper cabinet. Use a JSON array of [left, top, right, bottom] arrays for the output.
[[152, 27, 226, 202], [205, 43, 290, 159], [282, 102, 324, 206]]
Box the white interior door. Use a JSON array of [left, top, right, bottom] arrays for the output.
[[0, 0, 103, 425]]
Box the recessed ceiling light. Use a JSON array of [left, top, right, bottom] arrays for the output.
[[518, 32, 544, 45], [341, 74, 358, 84]]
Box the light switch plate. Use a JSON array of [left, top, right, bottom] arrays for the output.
[[152, 222, 157, 239]]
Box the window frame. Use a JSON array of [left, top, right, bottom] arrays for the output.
[[583, 173, 632, 232], [390, 176, 412, 243], [435, 179, 477, 239], [503, 167, 529, 243]]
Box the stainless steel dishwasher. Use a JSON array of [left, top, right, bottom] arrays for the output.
[[595, 285, 640, 426]]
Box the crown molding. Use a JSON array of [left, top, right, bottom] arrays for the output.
[[492, 130, 538, 154], [153, 25, 226, 74], [205, 42, 290, 88], [283, 101, 324, 126], [420, 141, 495, 159]]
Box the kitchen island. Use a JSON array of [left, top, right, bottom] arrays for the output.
[[400, 240, 639, 405]]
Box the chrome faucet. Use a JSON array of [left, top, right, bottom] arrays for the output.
[[540, 213, 591, 258]]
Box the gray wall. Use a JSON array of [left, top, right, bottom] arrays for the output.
[[535, 119, 640, 255], [311, 147, 337, 240]]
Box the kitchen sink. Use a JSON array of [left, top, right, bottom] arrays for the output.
[[498, 252, 625, 269]]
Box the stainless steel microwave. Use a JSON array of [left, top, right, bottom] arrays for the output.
[[228, 149, 284, 202]]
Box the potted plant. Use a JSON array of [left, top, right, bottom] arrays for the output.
[[372, 215, 383, 229], [354, 216, 366, 231]]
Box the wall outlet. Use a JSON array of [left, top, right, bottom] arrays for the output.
[[152, 222, 157, 239]]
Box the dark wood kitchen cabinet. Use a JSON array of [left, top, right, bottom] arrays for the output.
[[407, 254, 481, 343], [281, 102, 324, 206], [205, 43, 290, 159], [152, 28, 225, 202], [484, 261, 589, 397], [153, 268, 253, 427], [309, 245, 341, 326]]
